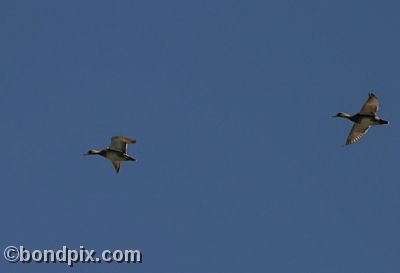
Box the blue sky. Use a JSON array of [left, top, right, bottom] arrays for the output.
[[1, 0, 400, 272]]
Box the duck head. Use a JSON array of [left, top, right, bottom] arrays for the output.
[[333, 112, 351, 118], [83, 149, 101, 156]]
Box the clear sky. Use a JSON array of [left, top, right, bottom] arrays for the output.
[[1, 0, 399, 272]]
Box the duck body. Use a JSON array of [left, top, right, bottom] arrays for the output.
[[86, 149, 136, 161], [335, 112, 389, 125], [333, 93, 389, 145], [84, 136, 137, 173]]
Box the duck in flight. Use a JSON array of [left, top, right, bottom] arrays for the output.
[[333, 93, 389, 145], [84, 136, 137, 173]]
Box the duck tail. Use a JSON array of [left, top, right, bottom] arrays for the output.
[[379, 119, 389, 125], [127, 156, 137, 161]]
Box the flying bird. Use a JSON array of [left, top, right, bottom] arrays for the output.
[[333, 93, 389, 145], [84, 136, 137, 173]]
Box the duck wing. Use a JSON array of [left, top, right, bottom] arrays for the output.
[[109, 136, 136, 153], [112, 161, 121, 173], [346, 121, 370, 145], [359, 93, 379, 116]]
